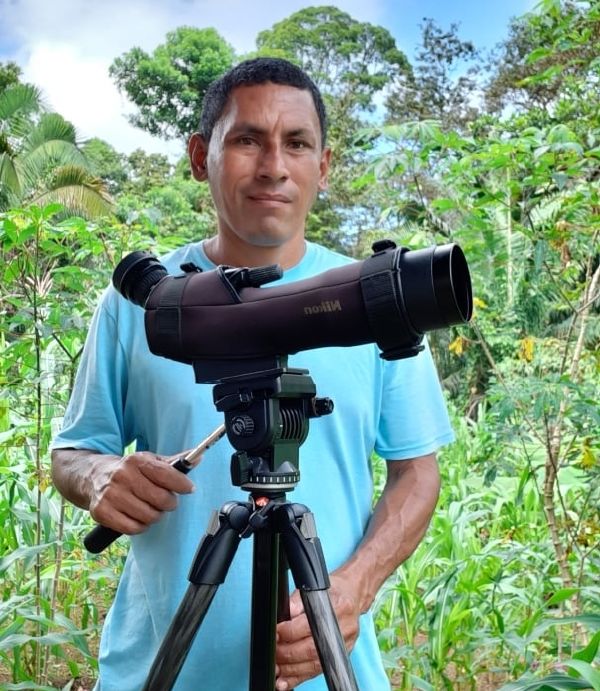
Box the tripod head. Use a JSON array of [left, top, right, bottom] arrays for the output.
[[200, 356, 332, 494]]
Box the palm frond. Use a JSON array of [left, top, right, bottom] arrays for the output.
[[0, 83, 43, 123], [30, 165, 113, 219], [22, 113, 78, 151], [19, 140, 88, 189], [0, 152, 21, 200]]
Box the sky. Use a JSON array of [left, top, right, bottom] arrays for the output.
[[0, 0, 538, 159]]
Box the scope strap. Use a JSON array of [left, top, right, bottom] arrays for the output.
[[155, 274, 192, 337], [359, 243, 424, 360]]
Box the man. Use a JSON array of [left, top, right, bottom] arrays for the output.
[[52, 57, 453, 690]]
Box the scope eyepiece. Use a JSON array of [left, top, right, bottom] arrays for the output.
[[112, 251, 169, 307]]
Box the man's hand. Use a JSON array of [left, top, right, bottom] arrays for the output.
[[51, 447, 196, 536], [275, 571, 361, 690], [89, 451, 196, 535]]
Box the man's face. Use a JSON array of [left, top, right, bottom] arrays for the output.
[[191, 83, 330, 252]]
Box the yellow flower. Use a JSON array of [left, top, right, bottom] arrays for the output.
[[580, 439, 597, 469], [519, 336, 535, 362], [449, 335, 466, 356]]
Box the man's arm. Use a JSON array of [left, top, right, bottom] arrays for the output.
[[275, 452, 440, 690], [51, 448, 196, 535]]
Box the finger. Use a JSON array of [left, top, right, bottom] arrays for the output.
[[276, 613, 312, 644], [130, 474, 179, 512], [288, 591, 304, 618], [92, 489, 163, 528], [131, 454, 196, 494], [276, 657, 323, 690], [90, 503, 154, 535], [98, 465, 179, 514], [276, 629, 316, 664]]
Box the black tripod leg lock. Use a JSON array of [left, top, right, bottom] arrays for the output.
[[188, 502, 252, 586], [277, 503, 330, 591]]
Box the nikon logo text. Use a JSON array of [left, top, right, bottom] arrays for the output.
[[304, 300, 342, 315]]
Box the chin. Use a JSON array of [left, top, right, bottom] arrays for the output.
[[239, 228, 302, 249]]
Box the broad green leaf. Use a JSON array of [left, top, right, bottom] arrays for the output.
[[573, 632, 600, 663], [565, 660, 600, 691], [545, 588, 580, 607], [0, 543, 54, 572]]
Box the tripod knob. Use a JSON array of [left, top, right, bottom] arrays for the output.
[[230, 414, 255, 437], [312, 397, 334, 417]]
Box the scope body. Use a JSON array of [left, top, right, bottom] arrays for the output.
[[114, 240, 472, 372]]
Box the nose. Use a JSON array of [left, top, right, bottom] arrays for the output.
[[256, 143, 289, 182]]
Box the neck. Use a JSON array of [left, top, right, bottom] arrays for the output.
[[203, 235, 306, 270]]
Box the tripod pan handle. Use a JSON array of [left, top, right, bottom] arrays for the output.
[[82, 425, 226, 554], [84, 524, 123, 553]]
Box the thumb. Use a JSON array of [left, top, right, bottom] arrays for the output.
[[289, 591, 305, 618]]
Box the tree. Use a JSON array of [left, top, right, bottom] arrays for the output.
[[0, 84, 111, 218], [81, 138, 129, 195], [256, 6, 411, 115], [359, 1, 600, 641], [126, 148, 172, 193], [485, 0, 600, 115], [0, 61, 23, 93], [385, 18, 481, 130], [109, 27, 235, 142]]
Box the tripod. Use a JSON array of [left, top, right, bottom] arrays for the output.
[[141, 358, 359, 691]]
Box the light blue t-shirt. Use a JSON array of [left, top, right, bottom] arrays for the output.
[[53, 240, 454, 691]]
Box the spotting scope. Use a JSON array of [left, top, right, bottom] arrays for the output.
[[112, 239, 472, 380]]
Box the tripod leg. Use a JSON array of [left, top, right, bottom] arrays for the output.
[[142, 582, 218, 691], [249, 531, 280, 691], [278, 504, 359, 691], [142, 502, 251, 691]]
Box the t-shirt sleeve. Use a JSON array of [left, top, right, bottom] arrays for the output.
[[374, 339, 454, 460], [52, 289, 131, 455]]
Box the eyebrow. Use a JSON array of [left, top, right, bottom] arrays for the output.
[[229, 123, 317, 140]]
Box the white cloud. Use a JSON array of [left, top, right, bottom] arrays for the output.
[[22, 41, 184, 158], [1, 0, 386, 158]]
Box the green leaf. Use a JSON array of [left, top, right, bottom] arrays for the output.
[[499, 672, 594, 689], [1, 684, 58, 690], [545, 588, 579, 607], [0, 543, 54, 573], [409, 676, 435, 690], [431, 198, 457, 211], [526, 47, 552, 64], [565, 660, 600, 691], [573, 631, 600, 663]]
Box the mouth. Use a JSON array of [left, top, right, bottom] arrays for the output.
[[248, 194, 291, 205]]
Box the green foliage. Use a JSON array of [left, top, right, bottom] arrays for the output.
[[373, 412, 600, 689], [109, 27, 235, 142], [0, 205, 153, 687], [485, 0, 600, 114], [360, 5, 600, 688], [386, 18, 482, 130], [81, 138, 129, 195], [0, 62, 23, 94], [0, 86, 112, 218], [256, 6, 410, 112]]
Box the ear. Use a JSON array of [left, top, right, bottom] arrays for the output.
[[188, 133, 209, 181], [318, 147, 332, 191]]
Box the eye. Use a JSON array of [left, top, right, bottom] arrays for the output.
[[235, 135, 258, 146], [289, 140, 309, 150]]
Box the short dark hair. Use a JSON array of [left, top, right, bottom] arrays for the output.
[[199, 57, 328, 148]]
